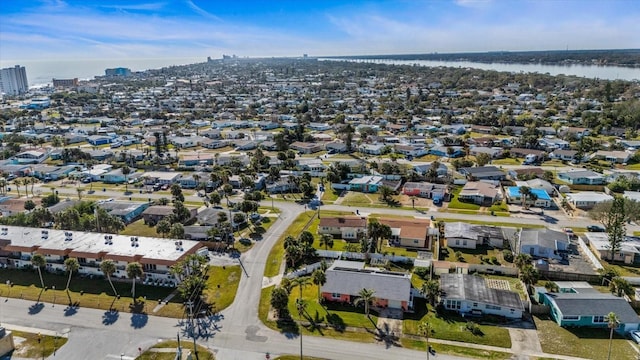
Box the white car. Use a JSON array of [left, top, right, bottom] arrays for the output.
[[629, 330, 640, 343]]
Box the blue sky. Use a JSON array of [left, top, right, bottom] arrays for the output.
[[1, 0, 639, 61]]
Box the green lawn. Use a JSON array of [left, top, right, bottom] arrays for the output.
[[491, 158, 521, 166], [448, 187, 481, 211], [488, 200, 509, 213], [288, 283, 379, 330], [203, 266, 241, 312], [534, 315, 637, 360], [625, 163, 640, 170], [136, 340, 215, 360], [634, 231, 640, 236], [0, 268, 187, 317], [341, 192, 379, 206], [404, 299, 512, 348], [9, 330, 68, 359], [321, 189, 341, 203], [603, 263, 640, 277], [401, 338, 512, 360], [121, 219, 160, 237], [264, 211, 316, 277]]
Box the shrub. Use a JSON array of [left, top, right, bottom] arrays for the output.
[[503, 250, 514, 262], [465, 321, 483, 336], [490, 256, 499, 265], [414, 267, 430, 279]]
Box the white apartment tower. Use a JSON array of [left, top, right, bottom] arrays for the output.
[[0, 65, 29, 96]]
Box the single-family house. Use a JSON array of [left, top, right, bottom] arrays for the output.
[[584, 232, 640, 265], [458, 181, 501, 205], [359, 144, 386, 155], [413, 163, 449, 177], [321, 260, 413, 312], [98, 201, 150, 224], [402, 182, 449, 202], [469, 147, 504, 159], [535, 282, 639, 333], [505, 186, 553, 208], [378, 218, 435, 249], [429, 146, 464, 158], [142, 205, 197, 225], [557, 170, 605, 185], [325, 142, 348, 154], [13, 150, 49, 164], [565, 192, 613, 209], [519, 228, 569, 260], [170, 136, 197, 149], [317, 216, 367, 241], [459, 166, 506, 181], [445, 222, 516, 249], [101, 168, 140, 184], [439, 274, 523, 319], [349, 176, 384, 193], [394, 144, 427, 157], [591, 150, 633, 164], [142, 171, 182, 185], [549, 149, 579, 162], [290, 141, 324, 154], [87, 135, 112, 146]]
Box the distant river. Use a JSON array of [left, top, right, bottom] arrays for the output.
[[320, 58, 640, 81]]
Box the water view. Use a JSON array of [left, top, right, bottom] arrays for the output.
[[321, 58, 640, 81]]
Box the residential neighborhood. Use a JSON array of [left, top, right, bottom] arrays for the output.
[[0, 56, 639, 360]]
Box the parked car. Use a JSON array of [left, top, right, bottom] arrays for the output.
[[629, 330, 640, 344], [587, 225, 606, 232]]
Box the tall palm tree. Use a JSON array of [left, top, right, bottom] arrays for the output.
[[319, 234, 334, 250], [100, 259, 118, 298], [519, 186, 532, 209], [14, 178, 22, 197], [126, 262, 144, 301], [296, 298, 308, 360], [311, 269, 326, 301], [76, 188, 84, 200], [64, 258, 80, 305], [31, 253, 46, 289], [121, 166, 131, 192], [607, 312, 620, 360], [29, 177, 37, 197], [418, 321, 434, 360], [354, 288, 375, 317], [421, 280, 440, 307]]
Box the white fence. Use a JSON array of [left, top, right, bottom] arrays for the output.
[[315, 250, 414, 264], [577, 236, 604, 270], [285, 261, 330, 279]]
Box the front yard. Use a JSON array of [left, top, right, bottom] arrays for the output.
[[404, 299, 512, 348], [534, 315, 637, 360]]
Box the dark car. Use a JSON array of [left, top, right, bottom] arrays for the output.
[[587, 225, 606, 232]]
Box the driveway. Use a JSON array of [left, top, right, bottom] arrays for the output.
[[507, 321, 542, 357]]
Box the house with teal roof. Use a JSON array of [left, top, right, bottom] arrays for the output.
[[535, 282, 640, 334]]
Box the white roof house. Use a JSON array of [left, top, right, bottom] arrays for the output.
[[585, 232, 640, 264], [565, 192, 613, 209]]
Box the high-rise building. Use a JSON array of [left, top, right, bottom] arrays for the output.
[[0, 65, 28, 96]]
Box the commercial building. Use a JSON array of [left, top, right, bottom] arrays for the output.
[[104, 67, 132, 77], [0, 65, 28, 96], [52, 78, 79, 88]]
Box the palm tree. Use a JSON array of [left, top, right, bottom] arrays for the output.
[[319, 234, 334, 250], [354, 288, 375, 317], [519, 186, 532, 209], [121, 166, 131, 193], [311, 269, 326, 301], [607, 312, 620, 360], [296, 298, 308, 360], [418, 321, 434, 360], [76, 187, 84, 200], [156, 219, 171, 238], [519, 264, 539, 288], [29, 177, 37, 197], [100, 259, 118, 298], [514, 253, 532, 271], [421, 280, 440, 307], [31, 253, 46, 289], [126, 262, 144, 301], [64, 258, 80, 305], [14, 178, 22, 197], [609, 277, 633, 297]]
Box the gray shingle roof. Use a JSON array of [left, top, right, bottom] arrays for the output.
[[520, 228, 568, 249], [549, 293, 639, 323], [440, 274, 523, 309], [321, 261, 411, 302]]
